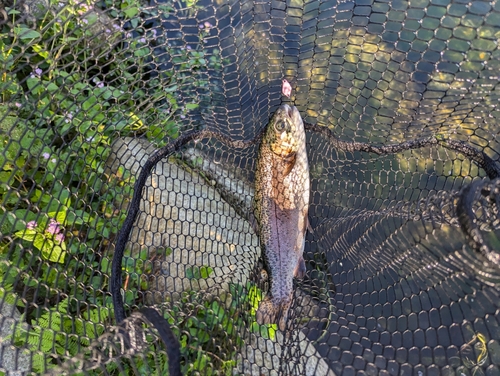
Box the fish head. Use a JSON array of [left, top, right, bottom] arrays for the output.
[[267, 104, 304, 158]]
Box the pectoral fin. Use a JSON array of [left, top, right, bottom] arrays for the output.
[[306, 216, 313, 234], [293, 256, 306, 279]]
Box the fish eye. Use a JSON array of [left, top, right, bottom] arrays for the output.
[[274, 121, 287, 132]]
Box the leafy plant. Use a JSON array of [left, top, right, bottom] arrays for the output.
[[186, 265, 214, 279], [0, 0, 235, 373], [162, 282, 276, 375], [13, 202, 73, 263], [12, 297, 112, 373], [117, 250, 276, 374]]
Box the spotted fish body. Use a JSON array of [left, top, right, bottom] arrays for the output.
[[254, 104, 310, 330]]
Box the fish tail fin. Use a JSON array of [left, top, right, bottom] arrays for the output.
[[255, 295, 291, 331]]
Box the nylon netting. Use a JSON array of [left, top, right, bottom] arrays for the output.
[[1, 0, 500, 374]]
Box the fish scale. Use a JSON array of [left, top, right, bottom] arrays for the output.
[[254, 104, 310, 331]]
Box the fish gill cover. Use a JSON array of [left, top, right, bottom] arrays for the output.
[[1, 0, 500, 374]]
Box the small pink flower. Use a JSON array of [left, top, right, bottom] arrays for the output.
[[282, 79, 292, 98], [42, 152, 50, 159], [77, 3, 92, 14], [27, 221, 37, 229], [46, 219, 61, 235], [55, 233, 65, 243]]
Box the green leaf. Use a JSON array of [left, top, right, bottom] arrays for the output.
[[46, 82, 59, 91], [112, 89, 125, 98], [266, 324, 277, 340], [7, 8, 21, 15], [158, 4, 174, 13], [186, 265, 213, 279], [133, 47, 149, 57], [32, 233, 47, 252], [164, 85, 178, 93], [100, 258, 110, 273], [0, 287, 22, 306], [55, 211, 67, 225], [14, 229, 37, 241], [68, 209, 91, 225], [250, 321, 277, 340], [14, 27, 41, 40], [47, 208, 68, 226], [191, 351, 210, 371], [10, 210, 38, 229], [54, 70, 69, 78], [123, 6, 139, 18], [185, 103, 199, 110], [188, 328, 209, 343], [32, 44, 49, 59], [248, 285, 263, 313], [40, 238, 66, 263], [130, 17, 139, 28], [82, 96, 97, 111], [123, 290, 135, 304], [26, 77, 40, 93], [101, 89, 113, 100], [85, 13, 98, 25], [146, 124, 164, 142], [199, 266, 213, 278]]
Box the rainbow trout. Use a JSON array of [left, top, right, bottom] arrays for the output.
[[254, 104, 310, 330]]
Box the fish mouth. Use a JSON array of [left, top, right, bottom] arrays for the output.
[[281, 104, 295, 120]]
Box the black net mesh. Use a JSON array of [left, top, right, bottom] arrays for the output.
[[1, 0, 500, 374]]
